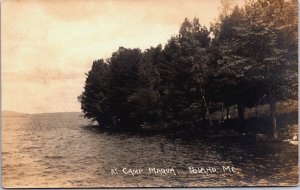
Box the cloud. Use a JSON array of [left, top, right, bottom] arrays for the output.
[[2, 0, 224, 113]]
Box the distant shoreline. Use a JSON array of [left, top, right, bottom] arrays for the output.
[[2, 110, 81, 116]]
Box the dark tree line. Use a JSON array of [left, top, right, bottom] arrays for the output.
[[79, 0, 297, 139]]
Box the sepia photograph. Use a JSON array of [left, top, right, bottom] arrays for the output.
[[1, 0, 298, 188]]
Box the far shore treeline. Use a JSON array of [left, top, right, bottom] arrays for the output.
[[78, 0, 297, 139]]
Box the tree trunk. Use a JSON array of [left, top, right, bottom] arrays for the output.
[[97, 119, 101, 127], [255, 107, 258, 118], [237, 104, 245, 123], [221, 103, 224, 121], [200, 85, 212, 128], [226, 107, 230, 119], [266, 59, 278, 140], [270, 96, 278, 140]]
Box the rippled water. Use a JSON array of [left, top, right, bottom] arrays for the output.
[[2, 113, 298, 188]]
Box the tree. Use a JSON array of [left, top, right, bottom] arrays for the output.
[[79, 1, 297, 136], [242, 0, 298, 139], [78, 59, 110, 125], [108, 47, 143, 129], [158, 18, 212, 129], [211, 6, 254, 124], [214, 0, 298, 138], [128, 45, 163, 125]]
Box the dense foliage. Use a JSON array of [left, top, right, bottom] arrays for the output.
[[79, 0, 297, 139]]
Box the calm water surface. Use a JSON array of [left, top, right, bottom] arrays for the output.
[[2, 113, 298, 188]]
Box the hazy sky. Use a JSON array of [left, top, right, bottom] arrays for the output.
[[2, 0, 242, 114]]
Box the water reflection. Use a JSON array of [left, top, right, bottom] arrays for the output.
[[2, 113, 298, 187]]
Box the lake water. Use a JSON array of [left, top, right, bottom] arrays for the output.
[[2, 113, 298, 188]]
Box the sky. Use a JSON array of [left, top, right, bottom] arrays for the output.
[[2, 0, 243, 114]]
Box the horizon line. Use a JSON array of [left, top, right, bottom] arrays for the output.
[[2, 110, 83, 115]]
